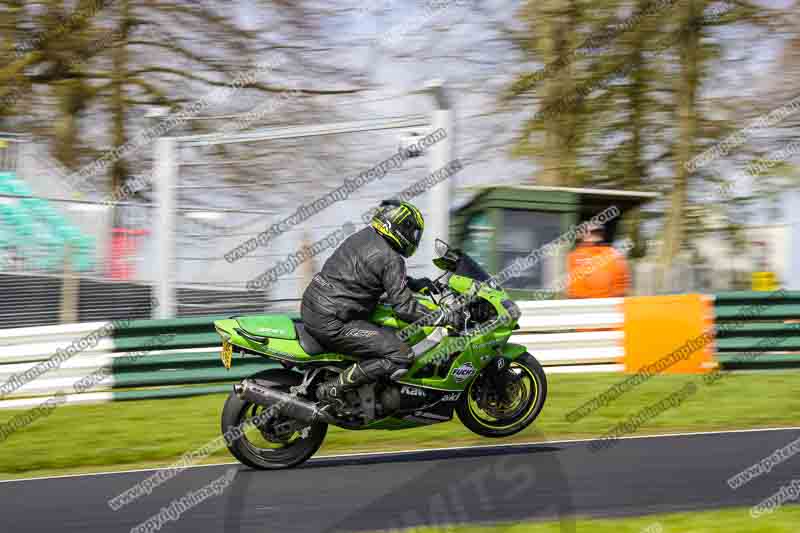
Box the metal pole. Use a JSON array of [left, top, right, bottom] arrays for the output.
[[788, 191, 800, 290], [427, 80, 453, 277], [154, 137, 177, 318], [175, 115, 429, 147], [60, 245, 78, 324]]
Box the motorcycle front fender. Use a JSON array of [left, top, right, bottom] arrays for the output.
[[500, 342, 528, 360]]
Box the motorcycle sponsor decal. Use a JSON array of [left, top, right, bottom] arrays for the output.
[[312, 274, 333, 288], [452, 362, 476, 383], [441, 392, 460, 402], [345, 328, 378, 338], [472, 339, 502, 351], [401, 385, 426, 397]]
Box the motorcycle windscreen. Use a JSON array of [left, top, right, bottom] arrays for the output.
[[455, 253, 492, 281]]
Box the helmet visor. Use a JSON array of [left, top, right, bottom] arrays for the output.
[[395, 215, 422, 256], [411, 226, 422, 244]]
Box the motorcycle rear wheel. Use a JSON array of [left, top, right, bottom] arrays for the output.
[[221, 369, 327, 469]]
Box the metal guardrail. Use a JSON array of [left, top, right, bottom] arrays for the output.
[[0, 300, 627, 408]]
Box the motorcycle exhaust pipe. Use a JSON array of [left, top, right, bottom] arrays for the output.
[[234, 379, 332, 425]]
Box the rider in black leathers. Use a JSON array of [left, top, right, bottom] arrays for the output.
[[301, 200, 457, 402]]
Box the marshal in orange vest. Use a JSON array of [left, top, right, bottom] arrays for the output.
[[566, 242, 631, 298]]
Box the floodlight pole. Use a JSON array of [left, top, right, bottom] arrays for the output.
[[427, 80, 453, 267], [151, 107, 438, 317], [153, 137, 177, 319]]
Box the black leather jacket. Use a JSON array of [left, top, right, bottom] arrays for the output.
[[301, 227, 430, 323]]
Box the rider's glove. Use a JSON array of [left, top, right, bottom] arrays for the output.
[[406, 276, 437, 295]]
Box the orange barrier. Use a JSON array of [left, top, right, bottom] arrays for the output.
[[622, 294, 717, 374]]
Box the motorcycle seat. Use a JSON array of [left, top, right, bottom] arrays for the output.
[[294, 322, 328, 356]]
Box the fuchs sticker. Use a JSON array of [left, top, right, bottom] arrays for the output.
[[441, 392, 460, 402], [452, 362, 475, 383]]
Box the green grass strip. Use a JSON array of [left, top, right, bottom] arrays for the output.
[[383, 505, 800, 532], [0, 370, 798, 480]]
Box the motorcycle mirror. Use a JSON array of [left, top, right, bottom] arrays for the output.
[[434, 238, 450, 257]]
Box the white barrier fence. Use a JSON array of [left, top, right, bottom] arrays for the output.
[[0, 298, 624, 408], [0, 321, 117, 405], [515, 299, 624, 373]]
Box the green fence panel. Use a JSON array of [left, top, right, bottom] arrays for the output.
[[716, 336, 800, 351], [715, 305, 800, 320], [113, 361, 278, 389], [714, 291, 800, 321], [111, 351, 268, 371], [98, 314, 301, 403], [113, 332, 222, 352], [113, 315, 228, 339], [112, 351, 219, 370], [111, 384, 232, 402], [714, 291, 800, 302], [716, 323, 800, 335], [113, 314, 302, 340], [717, 354, 800, 366]]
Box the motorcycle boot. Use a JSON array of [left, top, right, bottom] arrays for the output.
[[316, 358, 405, 404]]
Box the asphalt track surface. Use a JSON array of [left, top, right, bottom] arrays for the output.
[[2, 428, 799, 532]]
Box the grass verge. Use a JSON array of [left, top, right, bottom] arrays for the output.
[[1, 370, 799, 480], [383, 505, 800, 532]]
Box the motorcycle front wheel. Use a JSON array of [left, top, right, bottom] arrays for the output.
[[456, 353, 547, 438]]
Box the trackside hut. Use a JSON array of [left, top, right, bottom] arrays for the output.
[[450, 185, 658, 299]]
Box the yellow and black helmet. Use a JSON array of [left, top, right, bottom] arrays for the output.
[[371, 200, 425, 258]]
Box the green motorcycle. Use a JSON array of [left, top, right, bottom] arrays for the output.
[[213, 239, 547, 469]]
